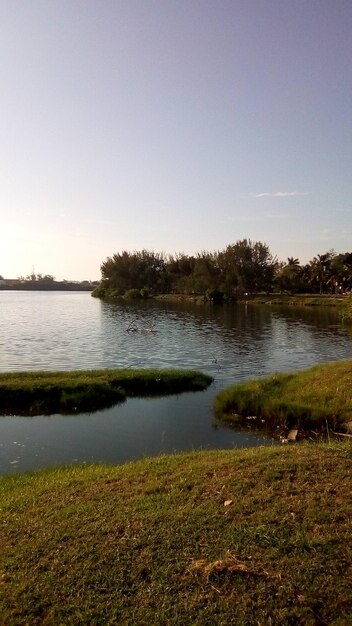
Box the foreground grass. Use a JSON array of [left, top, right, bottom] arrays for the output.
[[0, 443, 351, 625], [214, 360, 352, 433], [0, 369, 212, 416]]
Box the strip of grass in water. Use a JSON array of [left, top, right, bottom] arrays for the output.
[[214, 360, 352, 432], [0, 369, 213, 416], [0, 443, 351, 625]]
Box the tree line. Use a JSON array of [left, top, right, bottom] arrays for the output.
[[93, 239, 352, 300], [0, 273, 98, 291]]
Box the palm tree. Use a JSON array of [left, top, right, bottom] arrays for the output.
[[287, 257, 300, 267], [309, 253, 333, 294]]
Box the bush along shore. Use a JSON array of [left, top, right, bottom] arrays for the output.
[[214, 360, 352, 437], [92, 287, 348, 308], [0, 369, 213, 416], [0, 443, 351, 625]]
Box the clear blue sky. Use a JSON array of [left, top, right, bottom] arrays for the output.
[[1, 0, 351, 280]]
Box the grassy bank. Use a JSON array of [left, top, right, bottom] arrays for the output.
[[0, 443, 351, 625], [94, 291, 346, 307], [0, 369, 212, 416], [240, 293, 345, 307], [154, 293, 346, 307], [214, 360, 352, 433]]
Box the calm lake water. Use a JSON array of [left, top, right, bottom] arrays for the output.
[[1, 291, 351, 473]]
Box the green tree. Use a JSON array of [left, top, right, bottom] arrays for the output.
[[287, 257, 300, 267], [330, 253, 352, 293], [97, 240, 277, 298], [219, 239, 277, 294], [190, 252, 219, 294], [166, 254, 196, 293], [308, 253, 333, 294], [101, 250, 168, 294], [275, 258, 303, 294]]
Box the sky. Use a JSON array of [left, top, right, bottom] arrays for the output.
[[1, 0, 351, 281]]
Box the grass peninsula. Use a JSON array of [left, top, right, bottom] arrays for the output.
[[214, 360, 352, 434], [0, 369, 213, 416]]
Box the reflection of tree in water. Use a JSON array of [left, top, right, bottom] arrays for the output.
[[99, 298, 352, 387]]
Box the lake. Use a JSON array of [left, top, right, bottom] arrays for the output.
[[1, 291, 351, 473]]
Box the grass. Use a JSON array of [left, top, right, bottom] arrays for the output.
[[153, 293, 346, 308], [0, 369, 213, 416], [340, 294, 352, 323], [241, 293, 345, 307], [214, 360, 352, 432], [0, 443, 351, 625]]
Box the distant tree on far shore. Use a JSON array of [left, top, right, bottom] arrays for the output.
[[97, 239, 278, 298], [95, 241, 352, 299]]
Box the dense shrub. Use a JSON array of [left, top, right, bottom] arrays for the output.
[[340, 294, 352, 322], [91, 284, 106, 298], [205, 289, 224, 303], [140, 287, 151, 299], [124, 288, 142, 300]]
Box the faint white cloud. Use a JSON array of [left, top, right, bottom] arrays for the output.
[[275, 191, 309, 197], [250, 191, 309, 198], [227, 211, 290, 222]]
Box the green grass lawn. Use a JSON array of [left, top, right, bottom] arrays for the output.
[[0, 368, 212, 415], [0, 443, 351, 625], [214, 360, 352, 432]]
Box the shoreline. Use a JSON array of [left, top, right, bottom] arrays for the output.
[[155, 292, 346, 307], [95, 290, 347, 308], [214, 360, 352, 436]]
